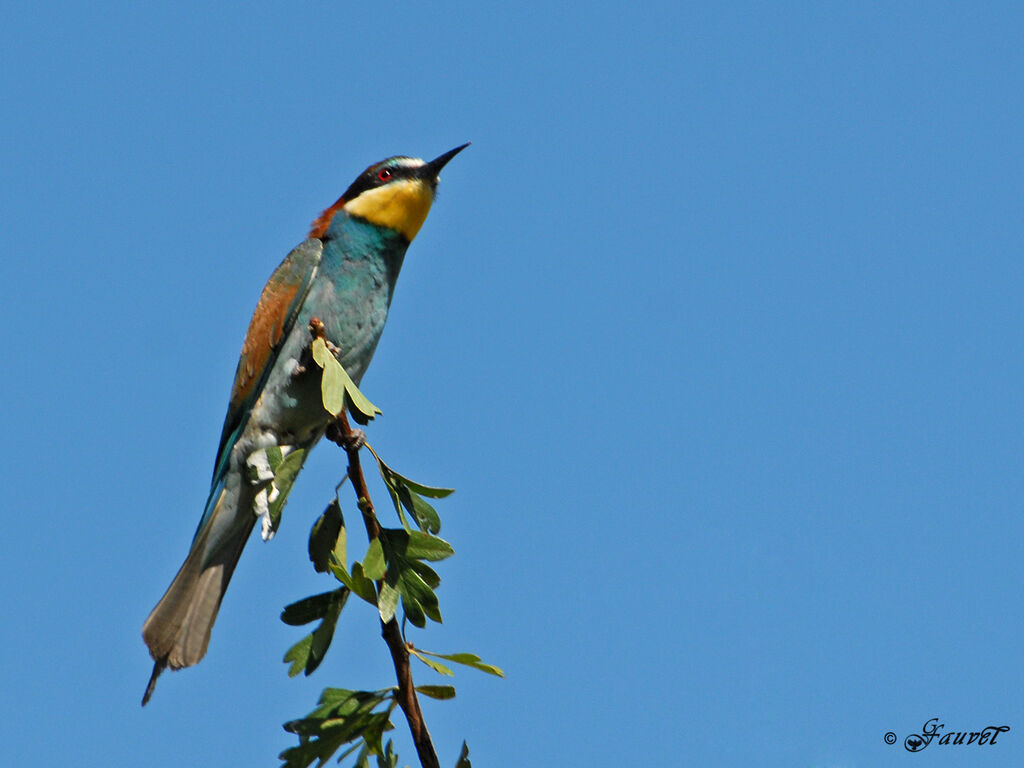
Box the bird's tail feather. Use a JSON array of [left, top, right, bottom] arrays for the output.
[[141, 487, 253, 705]]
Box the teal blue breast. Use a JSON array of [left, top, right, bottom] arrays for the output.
[[305, 211, 410, 384]]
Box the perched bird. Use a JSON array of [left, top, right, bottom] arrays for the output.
[[142, 144, 469, 705]]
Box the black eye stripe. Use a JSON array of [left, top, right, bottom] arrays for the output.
[[341, 159, 420, 202]]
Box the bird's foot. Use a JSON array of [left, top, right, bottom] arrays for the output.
[[325, 339, 343, 358], [325, 421, 366, 451], [344, 428, 366, 451]]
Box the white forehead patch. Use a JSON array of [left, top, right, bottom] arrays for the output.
[[390, 157, 426, 170]]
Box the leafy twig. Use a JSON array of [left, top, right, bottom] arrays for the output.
[[324, 406, 440, 768]]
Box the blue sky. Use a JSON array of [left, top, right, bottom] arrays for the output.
[[2, 2, 1022, 766]]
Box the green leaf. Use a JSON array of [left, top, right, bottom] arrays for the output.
[[280, 734, 348, 768], [334, 505, 347, 570], [283, 687, 393, 732], [372, 530, 446, 626], [375, 740, 399, 768], [329, 562, 376, 605], [403, 531, 454, 562], [280, 589, 348, 676], [408, 647, 454, 677], [314, 686, 357, 709], [281, 589, 341, 626], [379, 529, 453, 562], [322, 356, 347, 416], [311, 336, 381, 420], [310, 336, 329, 366], [280, 702, 391, 768], [362, 715, 395, 761], [400, 592, 426, 628], [305, 591, 346, 675], [377, 570, 400, 624], [308, 499, 343, 573], [266, 448, 305, 532], [351, 563, 380, 604], [370, 450, 453, 532], [415, 650, 505, 678], [455, 741, 471, 768], [283, 633, 313, 678], [352, 712, 391, 758], [315, 687, 382, 717], [376, 457, 455, 499], [364, 531, 447, 627], [311, 337, 341, 413], [414, 685, 456, 700], [352, 743, 371, 768], [362, 538, 385, 580], [399, 566, 441, 624], [384, 485, 412, 531], [344, 376, 382, 423], [407, 559, 441, 590], [334, 741, 364, 765], [397, 485, 441, 534]]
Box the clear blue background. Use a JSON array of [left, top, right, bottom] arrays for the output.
[[2, 2, 1021, 766]]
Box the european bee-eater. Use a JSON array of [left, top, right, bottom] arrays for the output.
[[142, 144, 469, 704]]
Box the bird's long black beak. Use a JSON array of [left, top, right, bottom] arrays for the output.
[[421, 143, 470, 182]]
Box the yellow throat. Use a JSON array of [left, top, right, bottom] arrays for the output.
[[343, 177, 435, 241]]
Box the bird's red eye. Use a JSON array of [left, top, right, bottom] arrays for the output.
[[377, 168, 392, 182]]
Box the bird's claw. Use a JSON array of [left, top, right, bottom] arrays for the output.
[[325, 421, 366, 451], [344, 428, 366, 451]]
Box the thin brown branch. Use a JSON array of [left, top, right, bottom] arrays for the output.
[[313, 316, 439, 768], [381, 613, 436, 767]]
